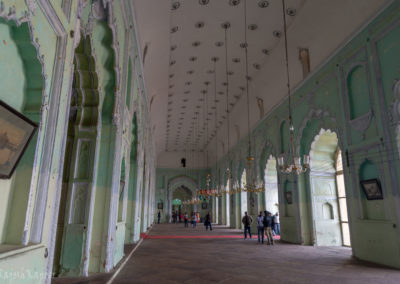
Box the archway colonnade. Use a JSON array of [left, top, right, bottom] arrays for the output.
[[199, 6, 400, 270]]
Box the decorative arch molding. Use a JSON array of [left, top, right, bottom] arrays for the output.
[[258, 139, 278, 182], [295, 108, 344, 156], [0, 13, 46, 248], [309, 128, 339, 172]]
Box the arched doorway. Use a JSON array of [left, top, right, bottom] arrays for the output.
[[225, 179, 230, 227], [264, 156, 279, 215], [54, 35, 100, 276], [240, 170, 248, 228], [172, 186, 192, 218], [309, 129, 350, 247]]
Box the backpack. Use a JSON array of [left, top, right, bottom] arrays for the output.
[[263, 216, 268, 227]]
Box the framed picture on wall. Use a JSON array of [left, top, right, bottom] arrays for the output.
[[202, 202, 207, 209], [360, 179, 383, 200], [157, 202, 163, 209], [285, 191, 293, 204], [0, 100, 38, 179]]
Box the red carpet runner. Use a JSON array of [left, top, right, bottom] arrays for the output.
[[140, 233, 280, 240]]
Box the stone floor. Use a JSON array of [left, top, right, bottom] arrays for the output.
[[53, 223, 400, 283], [112, 224, 400, 283]]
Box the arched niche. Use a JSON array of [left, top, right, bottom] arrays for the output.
[[0, 18, 44, 247], [347, 65, 370, 120]]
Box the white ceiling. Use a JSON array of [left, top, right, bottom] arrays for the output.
[[132, 0, 389, 168]]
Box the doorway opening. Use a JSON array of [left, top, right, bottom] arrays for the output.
[[309, 129, 351, 247], [264, 156, 279, 215], [240, 170, 248, 228]]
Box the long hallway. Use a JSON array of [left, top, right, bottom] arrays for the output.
[[110, 224, 400, 283]]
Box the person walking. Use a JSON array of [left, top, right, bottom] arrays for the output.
[[192, 213, 197, 228], [179, 212, 182, 223], [242, 211, 253, 239], [256, 211, 264, 244], [204, 212, 212, 231], [184, 212, 189, 228], [157, 211, 161, 224], [274, 212, 280, 236], [263, 211, 274, 245], [196, 212, 200, 224]]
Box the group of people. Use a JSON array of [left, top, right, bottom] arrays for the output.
[[242, 211, 280, 245]]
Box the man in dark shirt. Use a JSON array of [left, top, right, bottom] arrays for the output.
[[242, 211, 253, 239], [263, 211, 274, 245]]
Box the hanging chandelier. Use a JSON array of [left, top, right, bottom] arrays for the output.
[[277, 0, 310, 175], [240, 0, 265, 194]]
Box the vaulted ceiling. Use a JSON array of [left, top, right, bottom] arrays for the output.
[[132, 0, 389, 168]]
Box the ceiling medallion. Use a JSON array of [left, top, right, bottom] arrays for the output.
[[215, 41, 224, 47], [211, 56, 219, 62], [195, 21, 205, 28], [192, 41, 201, 47], [222, 82, 227, 86], [273, 30, 282, 38], [187, 70, 194, 75], [246, 75, 252, 81], [170, 60, 176, 66], [229, 0, 240, 6], [258, 0, 269, 8], [171, 45, 177, 51], [172, 2, 180, 10], [234, 94, 240, 99], [169, 84, 174, 89], [239, 86, 245, 91], [184, 90, 190, 94], [262, 48, 269, 55], [287, 8, 296, 16], [240, 42, 248, 48], [168, 93, 173, 97], [169, 74, 174, 78], [183, 98, 188, 102], [199, 0, 209, 5], [228, 71, 234, 76], [204, 81, 211, 85], [171, 26, 179, 33], [232, 57, 240, 63], [253, 63, 261, 70], [221, 22, 231, 29], [248, 24, 258, 30], [185, 81, 192, 85], [218, 91, 224, 95], [201, 90, 207, 94], [189, 56, 197, 62]]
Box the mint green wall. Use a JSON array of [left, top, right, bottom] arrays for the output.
[[0, 1, 156, 282]]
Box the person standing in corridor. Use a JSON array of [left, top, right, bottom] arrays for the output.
[[157, 211, 161, 224], [256, 211, 264, 244], [263, 211, 274, 245], [274, 212, 280, 236], [184, 212, 189, 228], [242, 211, 253, 239], [204, 212, 212, 231]]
